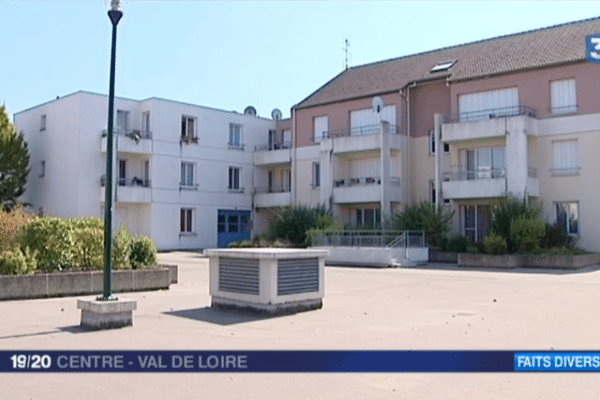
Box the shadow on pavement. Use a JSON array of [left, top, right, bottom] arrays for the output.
[[163, 307, 279, 326], [404, 263, 600, 275], [0, 325, 92, 340]]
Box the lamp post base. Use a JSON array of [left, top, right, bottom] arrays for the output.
[[77, 298, 137, 330]]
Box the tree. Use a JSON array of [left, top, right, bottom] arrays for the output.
[[387, 201, 454, 248], [0, 106, 30, 211]]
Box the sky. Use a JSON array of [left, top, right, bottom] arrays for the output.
[[1, 1, 600, 121]]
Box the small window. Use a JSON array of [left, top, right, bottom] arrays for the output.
[[550, 79, 577, 115], [430, 60, 456, 73], [229, 123, 243, 149], [180, 208, 194, 234], [180, 162, 195, 188], [552, 139, 579, 176], [555, 202, 579, 235], [313, 116, 328, 143], [217, 215, 226, 233], [228, 167, 241, 191], [430, 129, 449, 155], [142, 112, 151, 137], [312, 162, 320, 188], [39, 160, 45, 177], [40, 114, 46, 131], [181, 116, 197, 143], [430, 180, 436, 204]]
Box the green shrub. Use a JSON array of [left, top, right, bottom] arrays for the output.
[[491, 196, 540, 252], [0, 207, 35, 253], [509, 215, 545, 252], [18, 217, 77, 272], [129, 235, 158, 269], [269, 206, 341, 247], [0, 247, 37, 275], [483, 233, 508, 255], [540, 223, 574, 249], [70, 218, 104, 270], [446, 234, 470, 253], [112, 223, 133, 269], [387, 201, 454, 248]]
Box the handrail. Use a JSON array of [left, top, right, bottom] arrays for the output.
[[449, 105, 537, 123]]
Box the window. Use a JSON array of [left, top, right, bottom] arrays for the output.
[[118, 159, 126, 186], [40, 114, 46, 131], [458, 87, 519, 122], [429, 129, 450, 155], [462, 205, 491, 243], [430, 60, 456, 73], [555, 202, 579, 235], [430, 180, 436, 204], [181, 116, 197, 142], [313, 116, 328, 143], [39, 160, 45, 178], [350, 105, 397, 135], [117, 110, 129, 134], [312, 162, 320, 188], [142, 112, 150, 137], [552, 139, 579, 176], [180, 208, 194, 234], [283, 129, 292, 148], [355, 208, 381, 227], [550, 79, 576, 115], [460, 147, 505, 179], [229, 123, 243, 149], [228, 167, 241, 191], [180, 162, 195, 188]]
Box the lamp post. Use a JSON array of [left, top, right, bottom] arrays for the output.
[[101, 0, 123, 301]]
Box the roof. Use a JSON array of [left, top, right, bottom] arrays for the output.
[[295, 17, 600, 110]]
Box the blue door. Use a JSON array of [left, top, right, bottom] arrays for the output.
[[217, 210, 252, 247]]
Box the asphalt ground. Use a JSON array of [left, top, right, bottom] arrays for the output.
[[2, 251, 600, 399]]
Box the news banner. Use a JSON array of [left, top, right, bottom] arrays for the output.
[[3, 351, 600, 372]]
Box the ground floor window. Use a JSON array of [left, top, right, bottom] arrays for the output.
[[355, 208, 381, 228], [555, 202, 579, 235], [462, 204, 491, 243], [180, 208, 194, 234]]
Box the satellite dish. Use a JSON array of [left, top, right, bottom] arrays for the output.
[[372, 96, 384, 113], [271, 108, 283, 121], [244, 106, 257, 116]]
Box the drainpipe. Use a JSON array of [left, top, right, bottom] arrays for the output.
[[404, 82, 417, 206], [291, 106, 297, 206]]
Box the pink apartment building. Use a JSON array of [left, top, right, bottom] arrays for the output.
[[255, 17, 600, 251]]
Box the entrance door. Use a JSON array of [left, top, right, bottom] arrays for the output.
[[463, 205, 491, 243], [217, 209, 252, 247]]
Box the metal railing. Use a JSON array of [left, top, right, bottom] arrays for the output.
[[449, 105, 537, 123], [102, 129, 152, 139], [101, 175, 151, 188], [443, 168, 506, 181], [313, 124, 401, 142], [333, 176, 401, 187], [254, 185, 291, 194], [255, 141, 292, 151], [310, 230, 425, 248]]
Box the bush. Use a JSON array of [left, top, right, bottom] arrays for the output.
[[491, 196, 540, 252], [70, 217, 104, 270], [112, 223, 133, 269], [0, 207, 35, 253], [129, 235, 158, 269], [509, 214, 545, 252], [388, 201, 454, 248], [446, 234, 470, 253], [18, 217, 77, 272], [540, 223, 574, 249], [0, 247, 37, 275], [269, 206, 342, 247], [483, 233, 508, 255]]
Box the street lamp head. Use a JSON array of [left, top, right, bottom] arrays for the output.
[[110, 0, 121, 11]]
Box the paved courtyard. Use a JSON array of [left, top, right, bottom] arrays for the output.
[[2, 252, 600, 399]]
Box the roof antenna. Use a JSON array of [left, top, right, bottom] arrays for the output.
[[343, 38, 350, 70]]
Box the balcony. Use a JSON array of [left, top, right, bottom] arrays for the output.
[[442, 106, 538, 143], [254, 186, 291, 208], [314, 124, 403, 154], [442, 168, 506, 199], [254, 141, 292, 166], [101, 130, 152, 155], [100, 176, 152, 203], [333, 176, 401, 204]]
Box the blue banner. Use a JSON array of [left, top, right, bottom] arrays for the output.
[[2, 351, 600, 373], [586, 34, 600, 64]]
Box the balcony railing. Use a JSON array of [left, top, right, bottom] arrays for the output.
[[101, 175, 151, 187], [102, 129, 152, 140], [254, 186, 291, 194], [310, 230, 425, 248], [180, 135, 199, 144], [449, 105, 537, 123], [443, 168, 505, 181], [255, 141, 292, 151], [313, 124, 400, 142], [333, 176, 400, 187]]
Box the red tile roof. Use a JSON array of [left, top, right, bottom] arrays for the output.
[[295, 17, 600, 109]]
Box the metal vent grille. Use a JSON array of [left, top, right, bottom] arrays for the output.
[[219, 257, 259, 295], [278, 258, 319, 296]]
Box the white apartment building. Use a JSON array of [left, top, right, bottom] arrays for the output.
[[15, 91, 278, 250]]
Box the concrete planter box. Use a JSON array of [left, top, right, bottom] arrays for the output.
[[458, 253, 600, 269], [429, 249, 459, 263], [0, 265, 176, 301]]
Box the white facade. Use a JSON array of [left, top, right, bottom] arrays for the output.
[[15, 91, 276, 250]]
